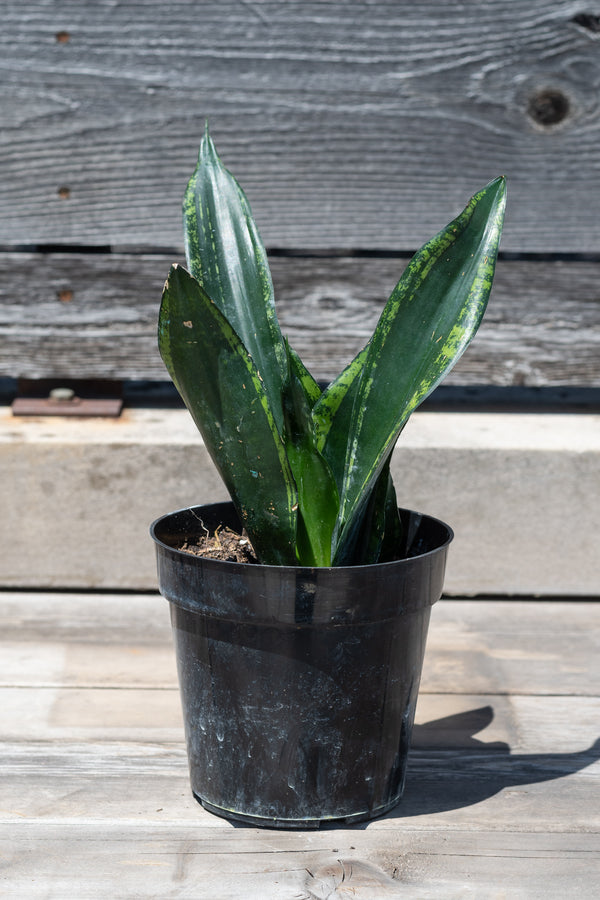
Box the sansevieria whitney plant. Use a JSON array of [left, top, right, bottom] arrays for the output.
[[159, 127, 506, 567]]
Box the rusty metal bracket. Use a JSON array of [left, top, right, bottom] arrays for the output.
[[11, 379, 123, 418]]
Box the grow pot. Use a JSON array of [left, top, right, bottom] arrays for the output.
[[151, 501, 452, 829]]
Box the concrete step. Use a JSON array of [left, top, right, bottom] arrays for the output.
[[1, 407, 598, 595]]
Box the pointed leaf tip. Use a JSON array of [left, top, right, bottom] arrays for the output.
[[183, 125, 287, 433], [199, 123, 216, 160], [328, 174, 506, 557], [480, 174, 507, 209]]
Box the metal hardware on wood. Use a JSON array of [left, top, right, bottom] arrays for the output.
[[49, 387, 76, 402], [11, 380, 123, 418]]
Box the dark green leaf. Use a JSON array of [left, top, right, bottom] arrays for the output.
[[158, 265, 298, 565], [313, 345, 369, 464], [183, 125, 287, 429], [286, 343, 322, 409], [332, 458, 402, 566], [282, 345, 339, 566], [335, 176, 506, 553]]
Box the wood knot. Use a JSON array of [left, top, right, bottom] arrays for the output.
[[571, 13, 600, 33], [527, 89, 570, 127]]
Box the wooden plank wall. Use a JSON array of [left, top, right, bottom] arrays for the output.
[[1, 0, 599, 387]]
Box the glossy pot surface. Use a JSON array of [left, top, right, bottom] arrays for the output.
[[151, 502, 452, 828]]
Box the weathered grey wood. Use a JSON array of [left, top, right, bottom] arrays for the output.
[[1, 2, 600, 252], [0, 590, 173, 645], [1, 593, 598, 696], [0, 593, 598, 898], [1, 822, 598, 899], [1, 252, 599, 384], [422, 599, 600, 697], [2, 409, 599, 594], [2, 682, 599, 751], [1, 737, 598, 832]]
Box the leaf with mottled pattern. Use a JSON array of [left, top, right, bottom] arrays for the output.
[[183, 125, 287, 431], [159, 264, 298, 565], [333, 176, 506, 557]]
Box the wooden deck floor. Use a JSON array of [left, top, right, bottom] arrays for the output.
[[1, 592, 598, 898]]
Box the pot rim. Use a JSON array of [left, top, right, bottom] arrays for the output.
[[150, 501, 454, 574]]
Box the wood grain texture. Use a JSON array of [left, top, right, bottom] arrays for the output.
[[2, 410, 599, 594], [0, 592, 599, 898], [2, 820, 597, 899], [1, 735, 598, 830], [1, 251, 599, 384], [2, 823, 599, 899], [1, 593, 598, 697], [1, 1, 600, 252]]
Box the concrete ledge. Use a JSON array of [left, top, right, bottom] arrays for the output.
[[1, 407, 598, 595]]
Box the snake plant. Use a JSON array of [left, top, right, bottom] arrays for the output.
[[159, 127, 506, 567]]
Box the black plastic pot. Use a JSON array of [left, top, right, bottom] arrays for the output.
[[151, 501, 452, 829]]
